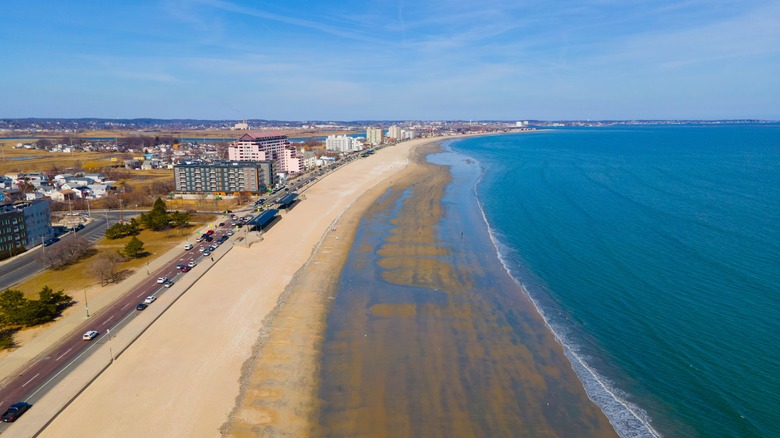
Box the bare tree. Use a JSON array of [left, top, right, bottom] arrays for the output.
[[90, 252, 124, 286], [43, 235, 93, 269]]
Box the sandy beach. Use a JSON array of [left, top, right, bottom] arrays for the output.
[[39, 137, 428, 437]]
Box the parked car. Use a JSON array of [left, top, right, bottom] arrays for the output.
[[187, 261, 197, 268], [163, 279, 174, 288], [136, 303, 148, 311], [144, 295, 157, 304], [206, 230, 214, 235], [203, 251, 211, 257], [157, 277, 167, 284], [180, 265, 191, 272], [83, 330, 99, 341], [1, 402, 32, 422], [184, 243, 193, 250], [204, 235, 213, 242], [75, 223, 85, 231]]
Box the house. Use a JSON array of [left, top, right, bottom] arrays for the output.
[[86, 184, 111, 198], [50, 189, 78, 202], [84, 173, 105, 183]]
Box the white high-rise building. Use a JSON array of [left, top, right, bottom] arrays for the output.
[[387, 125, 402, 140], [325, 135, 363, 153], [366, 127, 384, 145]]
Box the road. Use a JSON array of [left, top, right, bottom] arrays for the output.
[[0, 211, 134, 291], [0, 221, 235, 429]]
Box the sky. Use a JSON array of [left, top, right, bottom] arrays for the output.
[[1, 0, 779, 120]]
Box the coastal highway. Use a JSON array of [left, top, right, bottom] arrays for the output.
[[0, 211, 136, 291], [0, 222, 233, 431]]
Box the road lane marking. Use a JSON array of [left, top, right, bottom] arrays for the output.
[[21, 373, 40, 387], [121, 303, 129, 310], [55, 348, 73, 361], [101, 315, 115, 325]]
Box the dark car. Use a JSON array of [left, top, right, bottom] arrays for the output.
[[204, 235, 213, 242], [1, 402, 32, 422], [75, 223, 85, 231], [180, 265, 191, 272], [136, 303, 148, 311]]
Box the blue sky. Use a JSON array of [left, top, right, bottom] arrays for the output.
[[2, 0, 778, 120]]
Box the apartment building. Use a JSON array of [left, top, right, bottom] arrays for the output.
[[366, 127, 385, 145], [0, 199, 52, 251], [325, 135, 364, 153], [173, 161, 274, 194]]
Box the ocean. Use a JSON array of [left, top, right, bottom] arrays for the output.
[[448, 125, 780, 436]]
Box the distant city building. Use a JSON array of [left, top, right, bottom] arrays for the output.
[[232, 121, 250, 130], [366, 127, 384, 145], [174, 161, 274, 194], [325, 135, 364, 153], [387, 125, 402, 140]]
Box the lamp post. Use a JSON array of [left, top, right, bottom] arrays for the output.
[[107, 328, 115, 362], [84, 289, 90, 318]]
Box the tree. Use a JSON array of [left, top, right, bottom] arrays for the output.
[[140, 198, 171, 231], [91, 253, 124, 286], [105, 219, 141, 239], [0, 287, 71, 328], [43, 235, 93, 269], [169, 211, 191, 228], [123, 236, 145, 259], [0, 290, 28, 326]]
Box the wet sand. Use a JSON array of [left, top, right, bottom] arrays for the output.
[[225, 143, 617, 437]]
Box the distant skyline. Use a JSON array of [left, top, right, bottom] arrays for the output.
[[2, 0, 779, 120]]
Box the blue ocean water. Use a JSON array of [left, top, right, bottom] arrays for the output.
[[449, 125, 780, 437]]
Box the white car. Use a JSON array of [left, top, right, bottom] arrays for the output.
[[82, 330, 98, 341], [187, 261, 197, 268], [156, 277, 167, 284], [184, 243, 193, 250], [144, 295, 157, 304]]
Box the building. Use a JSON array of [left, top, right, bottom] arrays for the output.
[[282, 147, 302, 174], [325, 135, 364, 153], [173, 161, 274, 194], [387, 125, 402, 140], [366, 127, 384, 145], [230, 132, 290, 173], [0, 208, 26, 255], [0, 199, 52, 250], [18, 200, 52, 247]]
